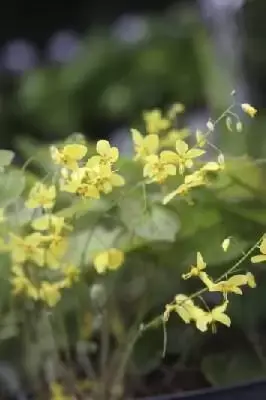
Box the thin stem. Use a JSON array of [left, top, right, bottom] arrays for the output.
[[141, 234, 264, 334]]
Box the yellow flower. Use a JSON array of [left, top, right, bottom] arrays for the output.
[[143, 109, 170, 134], [95, 140, 119, 165], [61, 264, 80, 287], [241, 103, 257, 118], [131, 129, 159, 161], [11, 265, 39, 299], [60, 168, 100, 199], [50, 144, 87, 170], [209, 274, 249, 298], [93, 248, 124, 274], [31, 215, 72, 236], [251, 237, 266, 263], [163, 170, 205, 204], [173, 294, 199, 324], [182, 252, 206, 280], [25, 182, 56, 210], [195, 301, 231, 332], [9, 233, 45, 266], [39, 282, 62, 307], [175, 140, 205, 174], [93, 164, 125, 194], [143, 152, 177, 183], [45, 236, 68, 269]]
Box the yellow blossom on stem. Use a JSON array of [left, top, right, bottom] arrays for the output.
[[9, 233, 45, 266], [194, 301, 231, 333], [89, 140, 119, 166], [131, 129, 159, 161], [143, 109, 170, 134], [163, 170, 205, 204], [11, 265, 39, 299], [208, 274, 249, 299], [182, 252, 206, 280], [241, 103, 257, 118], [45, 236, 68, 269], [39, 282, 62, 307], [93, 164, 125, 194], [61, 264, 80, 287], [143, 151, 177, 183], [25, 182, 56, 210], [50, 144, 87, 170], [251, 237, 266, 264], [60, 168, 100, 199], [175, 140, 205, 174], [93, 248, 124, 274], [32, 215, 72, 236]]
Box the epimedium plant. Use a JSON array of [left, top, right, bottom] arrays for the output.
[[0, 98, 263, 399]]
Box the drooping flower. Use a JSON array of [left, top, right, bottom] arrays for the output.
[[208, 274, 249, 298], [194, 301, 231, 332]]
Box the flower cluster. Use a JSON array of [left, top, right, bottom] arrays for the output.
[[52, 140, 125, 199], [131, 105, 226, 203], [131, 102, 257, 204]]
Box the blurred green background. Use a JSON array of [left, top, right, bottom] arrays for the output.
[[1, 0, 266, 398]]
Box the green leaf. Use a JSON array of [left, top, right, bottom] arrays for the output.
[[135, 205, 180, 242], [0, 170, 25, 207], [0, 150, 15, 167], [119, 196, 180, 242], [202, 348, 266, 386]]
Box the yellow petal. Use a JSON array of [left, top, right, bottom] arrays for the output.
[[145, 134, 159, 153], [96, 140, 111, 155], [63, 144, 87, 160], [259, 238, 266, 255], [176, 140, 188, 155], [93, 252, 108, 274], [187, 148, 205, 159], [131, 129, 143, 145], [108, 248, 124, 270], [251, 254, 266, 264], [246, 272, 256, 288]]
